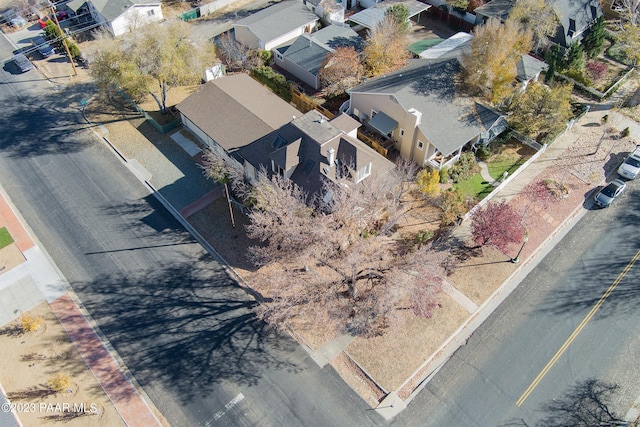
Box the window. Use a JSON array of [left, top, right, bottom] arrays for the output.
[[147, 9, 154, 16], [275, 52, 283, 61], [417, 140, 424, 150], [567, 19, 576, 37], [400, 128, 405, 137], [356, 162, 371, 182], [371, 109, 378, 118]]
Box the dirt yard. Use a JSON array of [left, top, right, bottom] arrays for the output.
[[0, 303, 124, 426]]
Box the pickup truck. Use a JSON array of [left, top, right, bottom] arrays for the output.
[[618, 145, 640, 180]]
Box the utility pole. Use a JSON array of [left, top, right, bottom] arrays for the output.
[[50, 2, 77, 77]]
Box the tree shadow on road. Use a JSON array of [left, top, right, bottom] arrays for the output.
[[71, 254, 301, 404], [537, 192, 640, 319], [500, 378, 629, 427], [0, 82, 99, 157]]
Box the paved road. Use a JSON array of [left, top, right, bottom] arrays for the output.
[[393, 180, 640, 426], [0, 32, 382, 426]]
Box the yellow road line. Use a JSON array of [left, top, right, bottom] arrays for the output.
[[516, 249, 640, 407]]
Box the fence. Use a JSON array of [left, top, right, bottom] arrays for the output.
[[553, 66, 636, 101], [357, 130, 389, 157]]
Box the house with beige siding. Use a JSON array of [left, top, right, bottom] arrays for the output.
[[67, 0, 162, 36], [347, 57, 507, 169]]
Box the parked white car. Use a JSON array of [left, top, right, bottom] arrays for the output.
[[618, 145, 640, 180]]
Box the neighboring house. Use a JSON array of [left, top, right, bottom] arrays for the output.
[[66, 0, 162, 36], [474, 0, 603, 48], [304, 0, 346, 25], [233, 1, 319, 51], [347, 58, 507, 169], [347, 0, 430, 31], [516, 54, 548, 91], [274, 25, 361, 90], [235, 109, 396, 197], [176, 74, 301, 161], [417, 32, 547, 92]]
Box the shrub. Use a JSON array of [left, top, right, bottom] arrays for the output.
[[20, 313, 44, 333], [476, 144, 492, 160], [439, 166, 449, 183], [415, 230, 434, 247], [621, 127, 630, 138], [250, 66, 291, 101], [585, 60, 607, 82], [67, 41, 81, 60], [48, 373, 72, 393], [449, 152, 479, 183], [416, 168, 439, 196], [259, 50, 272, 66]]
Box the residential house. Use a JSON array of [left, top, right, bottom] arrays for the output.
[[233, 1, 319, 51], [176, 74, 301, 161], [474, 0, 603, 48], [235, 109, 396, 197], [67, 0, 162, 36], [304, 0, 346, 25], [347, 0, 430, 31], [274, 25, 361, 90], [416, 32, 547, 92], [347, 57, 507, 169]]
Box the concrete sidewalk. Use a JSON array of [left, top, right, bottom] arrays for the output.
[[0, 185, 164, 427]]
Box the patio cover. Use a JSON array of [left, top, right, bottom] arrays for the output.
[[369, 111, 398, 136], [348, 0, 430, 30]]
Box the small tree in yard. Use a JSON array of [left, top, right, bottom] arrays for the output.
[[440, 187, 469, 225], [363, 15, 411, 77], [449, 152, 479, 183], [582, 16, 606, 59], [416, 168, 439, 196], [471, 200, 525, 253], [318, 46, 360, 98], [89, 21, 217, 114], [508, 81, 573, 138], [385, 4, 411, 33], [507, 0, 558, 51], [462, 18, 533, 103]]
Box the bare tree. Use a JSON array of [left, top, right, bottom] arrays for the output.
[[507, 0, 558, 51], [245, 174, 445, 337]]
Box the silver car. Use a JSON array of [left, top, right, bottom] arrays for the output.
[[12, 54, 33, 73], [594, 179, 626, 208], [618, 145, 640, 180]]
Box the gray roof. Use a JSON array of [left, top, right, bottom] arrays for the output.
[[282, 25, 361, 75], [349, 58, 503, 157], [516, 54, 548, 81], [473, 0, 514, 21], [176, 74, 301, 152], [68, 0, 159, 20], [235, 110, 394, 196], [234, 1, 318, 44], [348, 0, 430, 30], [474, 0, 602, 47]]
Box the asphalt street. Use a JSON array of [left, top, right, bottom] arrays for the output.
[[0, 31, 382, 427], [394, 179, 640, 426]]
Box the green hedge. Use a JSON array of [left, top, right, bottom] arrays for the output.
[[250, 66, 291, 101]]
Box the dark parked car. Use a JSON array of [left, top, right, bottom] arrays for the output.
[[12, 54, 33, 73], [594, 179, 626, 208], [32, 36, 54, 58]]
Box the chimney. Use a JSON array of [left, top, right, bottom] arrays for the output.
[[327, 148, 335, 167]]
